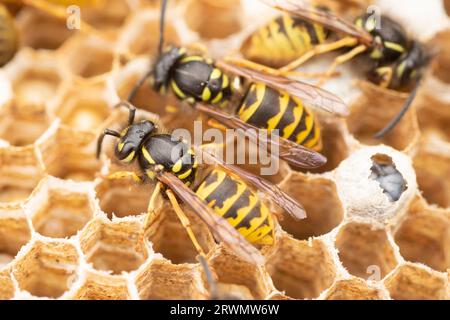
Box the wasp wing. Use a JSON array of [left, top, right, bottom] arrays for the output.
[[157, 171, 265, 266], [194, 145, 306, 220], [260, 0, 373, 45], [216, 59, 349, 116], [196, 103, 327, 169]]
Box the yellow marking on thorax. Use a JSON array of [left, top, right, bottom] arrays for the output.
[[172, 159, 183, 173], [238, 83, 265, 122], [178, 168, 192, 180], [210, 68, 222, 80], [211, 91, 223, 104], [142, 147, 156, 164], [266, 90, 290, 131], [384, 41, 405, 53], [118, 142, 125, 152], [202, 87, 212, 101], [171, 80, 186, 99], [121, 151, 135, 163]]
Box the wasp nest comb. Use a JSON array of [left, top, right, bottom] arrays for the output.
[[0, 0, 449, 300]]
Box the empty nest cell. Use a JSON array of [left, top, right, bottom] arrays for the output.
[[79, 218, 148, 275], [335, 222, 398, 280], [27, 179, 95, 239], [278, 173, 343, 240], [347, 81, 419, 151], [13, 240, 79, 298], [58, 35, 115, 79], [265, 237, 336, 299], [0, 205, 31, 268], [135, 259, 207, 300], [37, 126, 101, 181], [384, 264, 447, 300], [0, 146, 43, 203], [52, 82, 111, 132], [394, 197, 450, 272], [324, 278, 384, 300], [95, 176, 153, 218], [413, 143, 450, 208], [0, 103, 50, 147], [72, 271, 131, 300], [148, 205, 215, 265], [208, 245, 272, 300]]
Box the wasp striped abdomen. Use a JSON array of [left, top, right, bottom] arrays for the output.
[[195, 168, 275, 245], [241, 14, 329, 68], [170, 55, 232, 105], [237, 83, 322, 151]]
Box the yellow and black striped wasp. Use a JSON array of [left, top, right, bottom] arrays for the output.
[[0, 0, 101, 67], [96, 101, 308, 298], [240, 0, 432, 137], [127, 0, 350, 170]]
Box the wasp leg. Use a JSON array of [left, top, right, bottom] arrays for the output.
[[165, 189, 218, 299], [223, 57, 336, 78], [279, 37, 360, 73], [143, 181, 163, 230], [113, 100, 136, 125], [317, 44, 367, 86], [128, 69, 154, 102], [106, 171, 143, 183], [22, 0, 103, 37]]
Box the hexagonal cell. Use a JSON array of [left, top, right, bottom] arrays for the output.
[[6, 49, 64, 111], [208, 245, 272, 300], [135, 259, 207, 300], [413, 140, 450, 208], [148, 204, 215, 264], [58, 35, 115, 79], [0, 146, 43, 203], [83, 0, 131, 30], [16, 7, 73, 50], [26, 178, 95, 239], [394, 197, 450, 272], [79, 218, 148, 275], [0, 271, 15, 300], [265, 236, 336, 299], [72, 271, 131, 300], [0, 103, 51, 147], [278, 173, 343, 240], [384, 264, 447, 300], [429, 29, 450, 84], [309, 117, 351, 174], [336, 222, 398, 280], [13, 240, 79, 298], [117, 9, 180, 57], [347, 81, 419, 151], [184, 0, 243, 39], [95, 176, 153, 218], [38, 126, 101, 181], [0, 204, 32, 268], [324, 278, 384, 300], [52, 81, 111, 132]]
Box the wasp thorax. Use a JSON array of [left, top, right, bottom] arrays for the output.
[[115, 120, 156, 162]]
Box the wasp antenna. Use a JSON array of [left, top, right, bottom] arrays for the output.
[[158, 0, 169, 56], [96, 129, 121, 159], [374, 80, 421, 139], [114, 101, 136, 125]]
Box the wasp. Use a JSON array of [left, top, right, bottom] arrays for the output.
[[239, 0, 432, 138], [96, 101, 308, 297], [0, 0, 102, 67], [127, 0, 349, 170]]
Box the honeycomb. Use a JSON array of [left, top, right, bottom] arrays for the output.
[[0, 0, 449, 300]]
